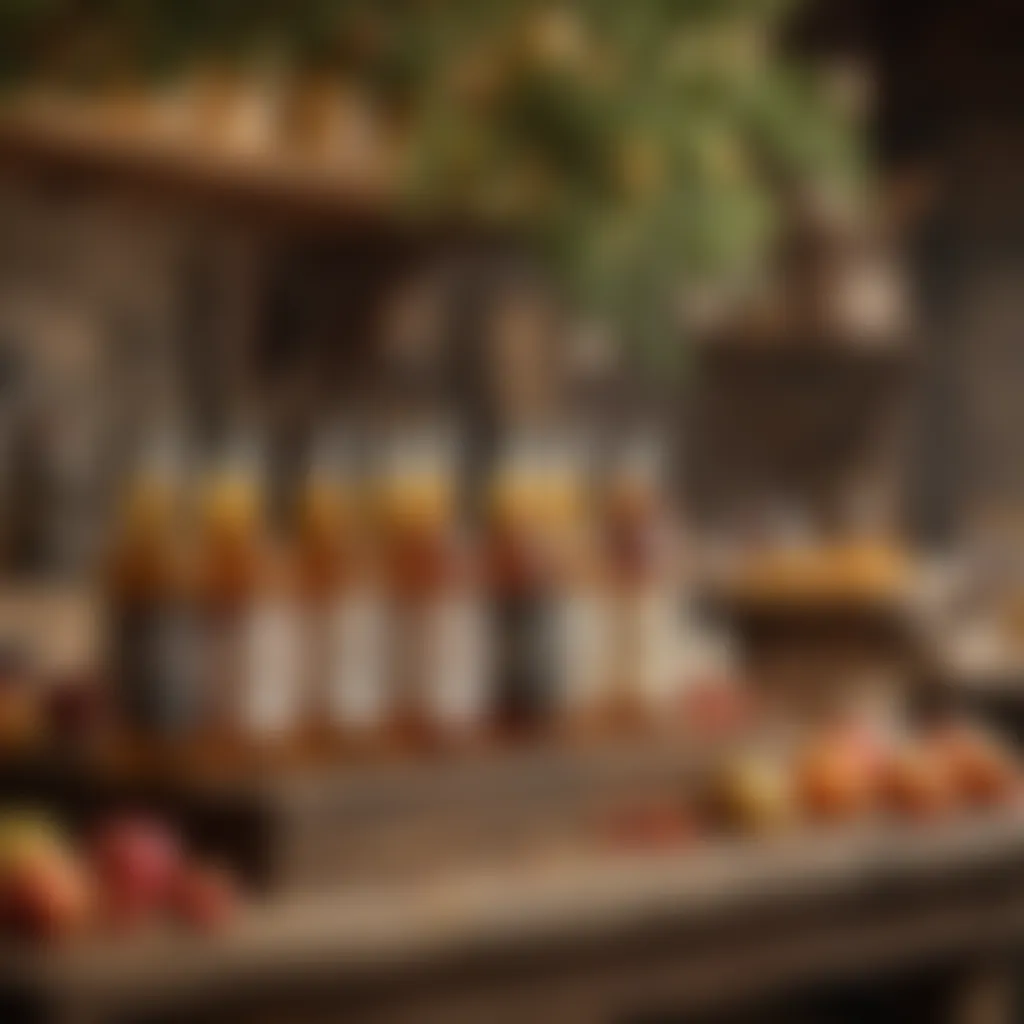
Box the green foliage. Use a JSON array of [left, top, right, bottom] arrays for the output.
[[0, 0, 865, 360]]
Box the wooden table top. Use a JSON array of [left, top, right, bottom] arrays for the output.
[[5, 809, 1024, 1022]]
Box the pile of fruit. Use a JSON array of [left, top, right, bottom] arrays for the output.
[[600, 719, 1023, 849], [717, 719, 1021, 831], [0, 813, 238, 943]]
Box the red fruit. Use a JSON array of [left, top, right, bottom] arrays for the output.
[[0, 851, 93, 942], [600, 799, 697, 851], [880, 745, 955, 821], [99, 878, 157, 933], [171, 863, 237, 933], [797, 742, 876, 822], [831, 720, 890, 778], [932, 725, 1019, 806], [90, 817, 182, 921]]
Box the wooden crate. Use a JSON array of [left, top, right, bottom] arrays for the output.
[[0, 734, 735, 893]]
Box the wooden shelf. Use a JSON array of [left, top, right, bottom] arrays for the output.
[[696, 332, 913, 360], [0, 109, 400, 233]]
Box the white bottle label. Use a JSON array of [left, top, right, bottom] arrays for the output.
[[628, 590, 679, 710], [555, 591, 609, 712], [326, 593, 389, 731], [239, 600, 303, 738], [421, 598, 489, 729]]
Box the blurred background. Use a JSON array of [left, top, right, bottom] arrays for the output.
[[1, 2, 1024, 1022]]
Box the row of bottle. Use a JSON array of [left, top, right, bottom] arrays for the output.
[[105, 432, 687, 758]]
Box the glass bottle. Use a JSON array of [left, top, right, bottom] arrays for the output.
[[195, 438, 304, 766], [600, 435, 682, 728], [377, 431, 488, 750], [485, 435, 599, 737], [547, 440, 609, 737], [297, 433, 387, 754], [105, 437, 204, 758]]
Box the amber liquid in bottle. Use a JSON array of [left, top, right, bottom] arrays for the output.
[[378, 436, 487, 753], [298, 446, 389, 759], [106, 452, 204, 771], [485, 444, 560, 739], [487, 438, 611, 741], [195, 451, 305, 770]]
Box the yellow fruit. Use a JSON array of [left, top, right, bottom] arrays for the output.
[[713, 756, 795, 833]]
